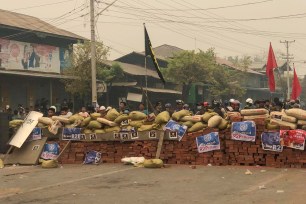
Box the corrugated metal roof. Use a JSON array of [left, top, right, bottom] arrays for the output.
[[0, 9, 85, 40], [139, 44, 184, 60]]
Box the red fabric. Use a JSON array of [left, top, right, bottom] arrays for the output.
[[291, 67, 302, 100], [266, 43, 278, 92]]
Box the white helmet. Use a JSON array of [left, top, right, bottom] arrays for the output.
[[246, 98, 253, 104], [229, 99, 235, 103]]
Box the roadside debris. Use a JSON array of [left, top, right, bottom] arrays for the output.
[[258, 185, 266, 189], [245, 169, 253, 175], [276, 190, 284, 193]]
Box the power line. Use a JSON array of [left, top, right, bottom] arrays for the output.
[[10, 0, 74, 11]]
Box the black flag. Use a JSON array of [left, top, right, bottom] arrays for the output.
[[144, 25, 165, 84]]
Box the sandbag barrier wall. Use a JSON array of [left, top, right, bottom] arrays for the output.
[[57, 123, 306, 168]]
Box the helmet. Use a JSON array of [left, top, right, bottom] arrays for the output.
[[203, 102, 209, 107], [229, 99, 235, 103], [246, 98, 253, 104]]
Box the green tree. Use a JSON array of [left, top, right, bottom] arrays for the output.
[[61, 41, 124, 99]]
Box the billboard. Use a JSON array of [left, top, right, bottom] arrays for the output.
[[0, 38, 61, 73]]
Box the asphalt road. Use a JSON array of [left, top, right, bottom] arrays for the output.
[[0, 164, 305, 204]]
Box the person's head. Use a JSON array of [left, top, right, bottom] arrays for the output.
[[295, 99, 300, 104], [13, 110, 18, 115], [258, 100, 265, 108], [212, 99, 220, 108], [48, 108, 56, 117], [246, 98, 253, 106], [183, 104, 190, 110], [81, 107, 87, 113], [139, 103, 145, 111], [119, 102, 127, 110], [165, 103, 172, 112], [265, 100, 270, 106], [233, 100, 240, 110], [50, 106, 57, 113], [203, 102, 210, 110], [60, 107, 69, 115], [99, 106, 106, 114], [155, 101, 162, 110], [176, 100, 184, 110], [196, 102, 202, 111]]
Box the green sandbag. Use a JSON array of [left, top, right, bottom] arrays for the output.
[[172, 110, 190, 121], [188, 122, 207, 132], [105, 109, 120, 121], [41, 159, 58, 168], [218, 119, 228, 130], [114, 114, 130, 124], [81, 117, 91, 127], [182, 121, 194, 128], [69, 114, 84, 123], [90, 113, 101, 120], [94, 129, 106, 134], [129, 120, 144, 128], [208, 115, 222, 128], [104, 126, 121, 133], [83, 129, 93, 134], [202, 112, 217, 123], [9, 120, 23, 128], [138, 124, 155, 131], [129, 111, 147, 121], [155, 111, 170, 124], [87, 120, 102, 129], [143, 159, 163, 168]]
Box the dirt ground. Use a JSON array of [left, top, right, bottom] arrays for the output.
[[0, 164, 305, 204]]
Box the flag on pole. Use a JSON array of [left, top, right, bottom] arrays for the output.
[[144, 24, 165, 84], [291, 65, 302, 100], [266, 43, 278, 92]]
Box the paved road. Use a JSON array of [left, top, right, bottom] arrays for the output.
[[0, 164, 305, 204]]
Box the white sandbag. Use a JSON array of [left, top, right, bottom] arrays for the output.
[[51, 116, 70, 124], [285, 108, 306, 120], [270, 119, 297, 130], [270, 111, 297, 123], [241, 109, 268, 116], [97, 117, 117, 127], [181, 115, 202, 122]]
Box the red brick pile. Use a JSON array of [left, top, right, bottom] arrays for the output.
[[58, 123, 306, 168]]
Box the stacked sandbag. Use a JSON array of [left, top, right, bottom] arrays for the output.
[[202, 112, 218, 123], [105, 109, 120, 121], [285, 109, 306, 127], [241, 109, 269, 121], [188, 122, 207, 132], [129, 111, 147, 121], [51, 116, 70, 124], [267, 111, 298, 130], [9, 120, 24, 128], [114, 114, 130, 124], [172, 110, 190, 121], [154, 111, 170, 124], [208, 115, 223, 128], [270, 119, 297, 130]]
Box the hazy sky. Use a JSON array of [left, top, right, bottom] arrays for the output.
[[2, 0, 306, 75]]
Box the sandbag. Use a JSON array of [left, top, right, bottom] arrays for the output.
[[83, 129, 93, 134], [143, 120, 154, 125], [241, 108, 268, 116], [285, 108, 306, 120], [0, 159, 4, 169], [114, 114, 130, 124], [138, 124, 155, 132], [87, 120, 102, 129], [181, 115, 202, 123], [37, 122, 47, 128], [129, 111, 147, 121], [243, 114, 269, 120], [202, 112, 218, 122], [270, 119, 297, 130], [270, 111, 296, 123], [182, 121, 194, 128], [41, 159, 58, 168], [69, 114, 84, 123], [297, 120, 306, 126], [97, 118, 117, 126], [94, 129, 105, 134], [155, 111, 170, 124], [90, 113, 101, 120], [129, 120, 144, 128], [266, 123, 279, 130], [105, 109, 120, 121], [104, 126, 121, 133], [38, 117, 53, 125], [218, 119, 228, 130], [51, 116, 70, 124], [208, 115, 222, 128], [172, 110, 190, 121], [188, 122, 207, 132], [9, 119, 23, 128], [143, 159, 163, 168], [81, 117, 91, 127]]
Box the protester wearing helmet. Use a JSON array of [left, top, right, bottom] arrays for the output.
[[244, 98, 255, 109], [175, 100, 184, 112], [212, 99, 224, 118]]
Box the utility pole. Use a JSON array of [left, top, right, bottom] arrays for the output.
[[280, 40, 295, 100], [90, 0, 97, 104]]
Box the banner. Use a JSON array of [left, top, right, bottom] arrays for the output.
[[0, 38, 60, 73], [84, 150, 101, 164], [196, 132, 220, 153], [163, 120, 187, 141], [280, 129, 306, 150], [31, 127, 42, 141], [231, 121, 256, 142], [40, 143, 60, 160], [62, 128, 86, 140], [261, 132, 283, 152]]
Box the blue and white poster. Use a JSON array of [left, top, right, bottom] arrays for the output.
[[163, 120, 187, 141], [40, 143, 60, 160], [261, 132, 283, 152], [31, 127, 42, 141], [84, 150, 101, 164], [62, 128, 86, 140], [231, 121, 256, 142], [196, 132, 220, 153]]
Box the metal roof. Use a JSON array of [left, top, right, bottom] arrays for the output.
[[135, 87, 181, 94], [0, 9, 85, 40]]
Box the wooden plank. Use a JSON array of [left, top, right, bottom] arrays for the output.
[[155, 132, 165, 159]]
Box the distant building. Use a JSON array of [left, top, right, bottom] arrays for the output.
[[0, 9, 84, 112]]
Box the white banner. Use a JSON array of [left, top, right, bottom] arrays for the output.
[[0, 38, 60, 73]]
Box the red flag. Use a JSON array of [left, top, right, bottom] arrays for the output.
[[291, 65, 302, 100], [266, 43, 278, 92]]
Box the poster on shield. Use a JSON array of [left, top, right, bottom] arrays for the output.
[[196, 132, 220, 153], [279, 129, 306, 150], [231, 121, 256, 142], [261, 132, 283, 152]]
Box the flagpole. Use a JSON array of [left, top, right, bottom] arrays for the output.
[[145, 55, 149, 114]]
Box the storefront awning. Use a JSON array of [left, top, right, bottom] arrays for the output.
[[136, 87, 181, 95]]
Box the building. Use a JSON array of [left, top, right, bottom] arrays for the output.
[[0, 9, 84, 112]]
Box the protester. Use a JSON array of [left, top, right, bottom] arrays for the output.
[[175, 100, 184, 112], [212, 100, 224, 118], [60, 107, 72, 118], [47, 107, 56, 118], [154, 101, 162, 115], [79, 107, 90, 118], [119, 101, 128, 114], [99, 106, 107, 117], [165, 103, 174, 116], [244, 98, 255, 109], [194, 102, 205, 115], [12, 110, 22, 120], [138, 103, 148, 115]]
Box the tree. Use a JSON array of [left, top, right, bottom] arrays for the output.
[[61, 41, 124, 100], [165, 49, 246, 101]]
